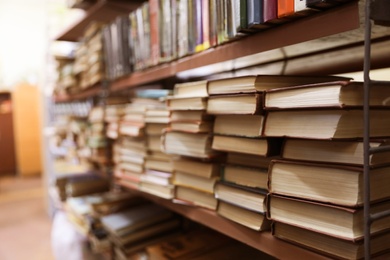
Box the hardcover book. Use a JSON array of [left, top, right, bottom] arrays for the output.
[[207, 93, 263, 115], [222, 164, 268, 189], [213, 114, 264, 137]]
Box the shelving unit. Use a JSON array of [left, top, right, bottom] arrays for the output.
[[51, 0, 390, 259]]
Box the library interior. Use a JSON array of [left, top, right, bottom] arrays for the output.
[[1, 0, 390, 259]]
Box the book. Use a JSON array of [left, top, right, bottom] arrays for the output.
[[281, 138, 390, 166], [247, 0, 269, 30], [217, 200, 271, 231], [145, 158, 173, 172], [215, 182, 267, 213], [145, 123, 167, 135], [140, 169, 172, 186], [177, 0, 189, 57], [268, 160, 390, 207], [212, 135, 283, 156], [207, 93, 263, 115], [175, 186, 218, 210], [172, 157, 220, 178], [139, 181, 175, 199], [207, 75, 350, 95], [213, 114, 264, 137], [227, 152, 277, 168], [173, 80, 208, 98], [277, 0, 294, 18], [264, 81, 390, 109], [149, 0, 160, 65], [101, 203, 174, 236], [173, 171, 219, 193], [163, 131, 218, 158], [273, 222, 390, 260], [264, 109, 390, 139], [167, 96, 207, 110], [268, 195, 390, 241], [170, 121, 213, 133], [222, 164, 268, 189], [147, 135, 163, 152], [263, 0, 279, 23], [170, 110, 213, 122]]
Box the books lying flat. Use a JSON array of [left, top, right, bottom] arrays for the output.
[[145, 158, 173, 172], [273, 222, 390, 260], [217, 201, 271, 231], [212, 135, 282, 156], [222, 165, 268, 190], [170, 121, 213, 133], [139, 181, 174, 199], [282, 138, 390, 166], [173, 171, 219, 194], [215, 182, 267, 213], [170, 110, 213, 122], [268, 195, 390, 241], [175, 186, 218, 210], [172, 157, 220, 179], [119, 123, 144, 137], [207, 94, 262, 115], [207, 75, 350, 95], [269, 160, 390, 207], [163, 131, 218, 158], [264, 109, 390, 139], [265, 81, 390, 109], [213, 114, 264, 137], [167, 97, 207, 110], [101, 203, 174, 236], [145, 123, 167, 135]]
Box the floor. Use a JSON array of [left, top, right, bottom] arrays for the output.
[[0, 175, 54, 260]]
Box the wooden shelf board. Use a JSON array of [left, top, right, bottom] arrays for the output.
[[55, 0, 143, 42], [111, 1, 359, 92], [119, 185, 331, 260]]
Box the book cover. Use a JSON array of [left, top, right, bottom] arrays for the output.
[[277, 0, 294, 18], [149, 0, 160, 66], [207, 93, 263, 115]]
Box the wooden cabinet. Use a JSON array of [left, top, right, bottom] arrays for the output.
[[0, 93, 16, 176]]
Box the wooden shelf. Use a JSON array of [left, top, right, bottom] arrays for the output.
[[55, 0, 144, 42], [54, 84, 102, 102], [119, 185, 330, 260]]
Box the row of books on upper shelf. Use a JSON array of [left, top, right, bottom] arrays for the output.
[[54, 0, 354, 96], [64, 190, 274, 259], [104, 74, 390, 260]]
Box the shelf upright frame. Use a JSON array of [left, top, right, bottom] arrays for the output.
[[363, 0, 390, 259]]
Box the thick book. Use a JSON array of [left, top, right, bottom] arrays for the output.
[[167, 96, 207, 110], [215, 182, 267, 213], [222, 164, 268, 190], [217, 200, 271, 231], [207, 93, 263, 115], [162, 131, 219, 158], [268, 195, 390, 241], [264, 81, 390, 109], [213, 114, 264, 137], [273, 222, 390, 260], [281, 138, 390, 167], [139, 181, 175, 199], [170, 110, 213, 122], [172, 157, 220, 179], [173, 171, 219, 194], [247, 0, 269, 29], [207, 75, 350, 95], [173, 80, 208, 98], [175, 186, 218, 210], [170, 121, 213, 133], [264, 109, 390, 139], [268, 160, 390, 207], [212, 135, 283, 156], [227, 152, 277, 168]]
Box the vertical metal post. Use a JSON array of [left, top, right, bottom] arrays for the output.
[[363, 0, 372, 259]]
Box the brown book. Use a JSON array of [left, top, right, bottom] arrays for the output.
[[217, 200, 271, 231], [226, 152, 277, 168], [268, 195, 390, 241], [167, 96, 207, 110], [207, 75, 350, 95], [264, 81, 390, 109], [172, 157, 220, 179], [264, 109, 390, 139], [222, 164, 268, 190], [273, 222, 390, 260], [281, 138, 390, 167], [173, 171, 219, 194], [170, 121, 213, 133], [212, 135, 283, 156], [215, 182, 267, 213], [268, 160, 390, 207], [173, 80, 208, 98], [207, 93, 263, 115], [139, 181, 174, 199], [170, 110, 213, 122], [214, 114, 264, 137], [175, 186, 218, 210], [149, 0, 160, 66]]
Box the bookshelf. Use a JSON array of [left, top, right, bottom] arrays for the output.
[[50, 0, 390, 259]]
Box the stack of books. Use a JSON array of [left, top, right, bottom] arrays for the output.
[[101, 202, 181, 258], [263, 79, 390, 259], [105, 104, 125, 140], [164, 80, 220, 210], [87, 106, 110, 165]]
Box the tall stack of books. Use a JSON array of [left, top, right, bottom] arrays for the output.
[[138, 89, 175, 199], [105, 104, 125, 140], [263, 79, 390, 259], [163, 80, 220, 210], [87, 106, 110, 165]]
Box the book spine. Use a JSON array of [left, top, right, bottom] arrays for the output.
[[263, 0, 277, 23], [171, 0, 178, 60], [195, 0, 204, 52], [277, 0, 294, 18], [177, 0, 189, 57], [209, 0, 218, 47], [149, 0, 160, 66], [202, 0, 210, 50], [239, 0, 248, 32], [142, 3, 151, 68], [188, 0, 197, 53]]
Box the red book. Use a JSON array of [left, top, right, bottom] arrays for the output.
[[277, 0, 294, 18], [149, 0, 160, 66]]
